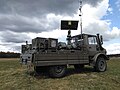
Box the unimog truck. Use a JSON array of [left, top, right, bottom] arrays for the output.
[[20, 20, 109, 78], [20, 1, 109, 77]]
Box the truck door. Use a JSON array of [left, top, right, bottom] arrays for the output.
[[88, 36, 98, 55]]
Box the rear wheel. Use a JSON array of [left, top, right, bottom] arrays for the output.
[[49, 65, 67, 78], [94, 57, 107, 72]]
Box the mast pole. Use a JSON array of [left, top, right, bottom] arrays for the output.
[[79, 0, 83, 37]]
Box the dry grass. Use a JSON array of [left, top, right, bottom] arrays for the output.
[[0, 58, 120, 90], [0, 58, 19, 61]]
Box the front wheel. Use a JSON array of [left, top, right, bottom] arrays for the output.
[[94, 57, 107, 72], [49, 65, 67, 78]]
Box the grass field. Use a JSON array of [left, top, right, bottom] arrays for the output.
[[0, 58, 120, 90]]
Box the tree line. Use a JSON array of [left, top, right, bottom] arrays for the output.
[[107, 54, 120, 58], [0, 52, 20, 58]]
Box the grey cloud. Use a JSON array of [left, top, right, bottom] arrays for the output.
[[0, 44, 12, 46], [83, 0, 103, 7], [0, 31, 31, 43], [11, 45, 21, 52], [0, 43, 21, 52], [0, 0, 78, 16], [0, 0, 103, 33], [83, 22, 120, 41], [0, 0, 103, 16], [0, 14, 59, 33]]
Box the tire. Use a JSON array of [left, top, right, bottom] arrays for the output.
[[74, 64, 84, 71], [94, 57, 107, 72], [49, 65, 67, 78]]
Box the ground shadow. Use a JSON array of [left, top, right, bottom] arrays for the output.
[[66, 66, 95, 77], [26, 70, 50, 79], [26, 66, 95, 79]]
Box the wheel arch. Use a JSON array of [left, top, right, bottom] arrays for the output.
[[91, 53, 109, 66]]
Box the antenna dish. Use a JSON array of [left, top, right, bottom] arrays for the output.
[[61, 20, 79, 30]]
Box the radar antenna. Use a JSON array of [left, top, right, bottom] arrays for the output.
[[79, 0, 83, 37]]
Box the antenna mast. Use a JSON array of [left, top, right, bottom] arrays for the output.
[[79, 0, 83, 36]]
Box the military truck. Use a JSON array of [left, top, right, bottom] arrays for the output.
[[20, 21, 109, 77], [20, 1, 109, 77]]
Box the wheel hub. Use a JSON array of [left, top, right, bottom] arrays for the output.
[[99, 60, 105, 70], [55, 66, 63, 73]]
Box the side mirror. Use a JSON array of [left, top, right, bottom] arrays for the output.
[[100, 35, 103, 45]]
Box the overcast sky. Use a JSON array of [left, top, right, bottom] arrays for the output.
[[0, 0, 120, 54]]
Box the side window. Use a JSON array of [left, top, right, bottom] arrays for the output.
[[88, 37, 97, 44]]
